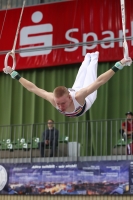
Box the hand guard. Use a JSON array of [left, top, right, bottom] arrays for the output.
[[114, 62, 124, 70], [115, 57, 132, 70], [112, 57, 132, 73], [10, 71, 21, 80]]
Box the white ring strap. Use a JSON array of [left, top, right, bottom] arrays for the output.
[[120, 0, 129, 59], [4, 0, 26, 73]]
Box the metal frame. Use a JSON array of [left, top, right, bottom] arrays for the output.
[[0, 0, 65, 9]]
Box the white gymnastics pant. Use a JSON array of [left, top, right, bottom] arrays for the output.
[[72, 51, 99, 112]]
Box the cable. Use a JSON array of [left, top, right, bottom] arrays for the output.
[[0, 36, 133, 55], [0, 9, 7, 42]]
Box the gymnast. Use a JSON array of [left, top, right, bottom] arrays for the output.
[[3, 51, 132, 117]]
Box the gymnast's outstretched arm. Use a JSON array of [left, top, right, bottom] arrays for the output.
[[75, 57, 132, 105], [3, 66, 56, 106], [20, 77, 55, 103]]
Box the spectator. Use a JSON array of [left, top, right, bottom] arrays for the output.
[[38, 119, 59, 157], [121, 111, 133, 140]]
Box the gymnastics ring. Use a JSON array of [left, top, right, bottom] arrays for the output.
[[3, 0, 26, 74], [4, 51, 16, 74]]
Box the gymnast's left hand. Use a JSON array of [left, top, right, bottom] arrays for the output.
[[120, 57, 132, 66]]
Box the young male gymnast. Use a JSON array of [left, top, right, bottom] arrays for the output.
[[3, 51, 132, 117]]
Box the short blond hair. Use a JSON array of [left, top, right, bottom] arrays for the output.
[[53, 86, 69, 97]]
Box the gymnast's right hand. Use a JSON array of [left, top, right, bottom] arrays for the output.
[[3, 66, 21, 80], [3, 66, 13, 74]]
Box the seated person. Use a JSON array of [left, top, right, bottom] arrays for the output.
[[38, 119, 59, 157], [120, 111, 133, 140]]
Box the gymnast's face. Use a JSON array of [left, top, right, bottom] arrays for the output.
[[54, 93, 72, 112]]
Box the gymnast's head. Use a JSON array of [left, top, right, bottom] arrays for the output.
[[53, 86, 72, 111]]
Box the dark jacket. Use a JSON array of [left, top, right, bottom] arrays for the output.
[[42, 128, 59, 146]]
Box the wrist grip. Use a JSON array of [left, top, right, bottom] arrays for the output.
[[10, 71, 21, 80], [112, 61, 124, 73]]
